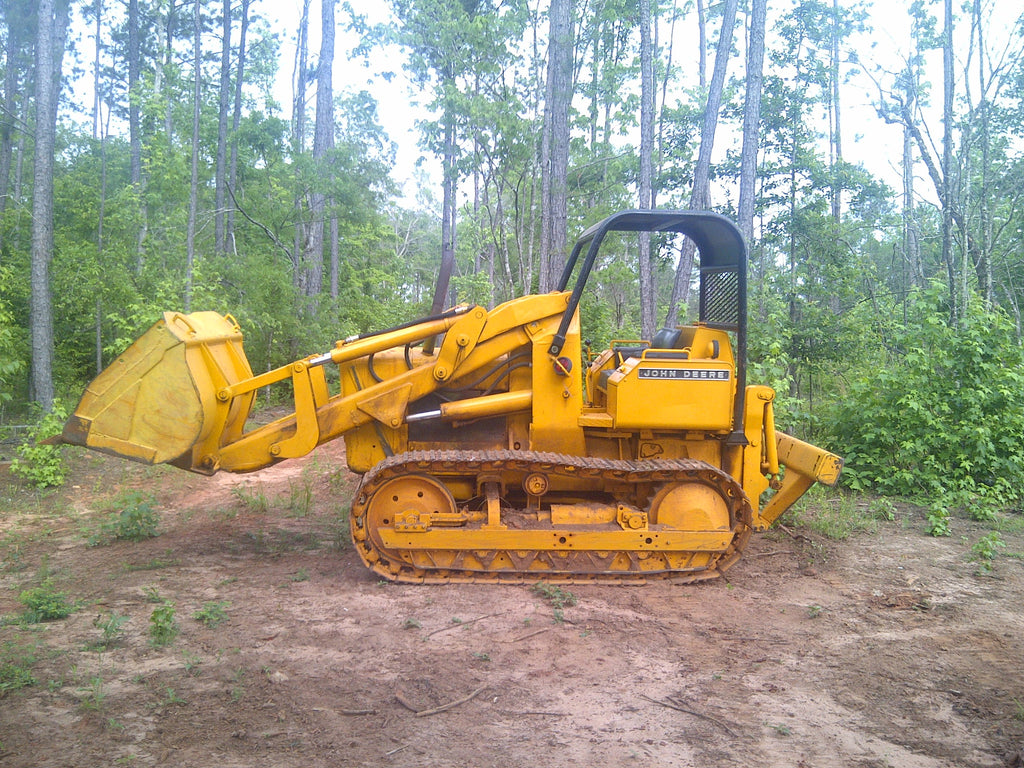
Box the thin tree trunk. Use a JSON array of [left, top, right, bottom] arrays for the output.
[[227, 0, 250, 256], [696, 0, 707, 90], [305, 0, 335, 303], [163, 1, 176, 140], [901, 73, 921, 290], [638, 0, 656, 338], [92, 0, 102, 138], [130, 0, 149, 270], [0, 2, 28, 258], [214, 0, 232, 256], [829, 0, 842, 221], [185, 0, 202, 312], [654, 0, 679, 210], [738, 0, 766, 246], [292, 0, 310, 295], [665, 0, 738, 327], [29, 0, 70, 409], [128, 0, 141, 187], [972, 0, 992, 304], [942, 0, 956, 323], [539, 0, 573, 292], [95, 2, 109, 374]]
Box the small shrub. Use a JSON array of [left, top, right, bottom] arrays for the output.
[[532, 582, 578, 623], [79, 676, 106, 712], [91, 612, 129, 649], [19, 581, 74, 622], [192, 601, 229, 628], [10, 403, 68, 489], [0, 642, 38, 694], [971, 532, 1005, 573], [868, 497, 897, 521], [149, 602, 178, 647], [925, 505, 951, 537], [91, 491, 160, 545]]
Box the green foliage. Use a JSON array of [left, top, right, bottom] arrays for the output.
[[78, 676, 107, 712], [192, 601, 230, 628], [831, 290, 1024, 510], [10, 403, 68, 489], [787, 489, 878, 540], [149, 602, 179, 647], [19, 580, 74, 623], [971, 532, 1005, 573], [532, 582, 578, 623], [231, 484, 269, 514], [0, 270, 26, 404], [925, 505, 952, 537], [91, 612, 129, 650], [0, 641, 38, 695], [91, 491, 160, 545]]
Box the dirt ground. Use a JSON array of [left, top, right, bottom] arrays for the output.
[[1, 440, 1022, 768]]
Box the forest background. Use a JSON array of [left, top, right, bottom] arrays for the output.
[[2, 0, 1024, 514]]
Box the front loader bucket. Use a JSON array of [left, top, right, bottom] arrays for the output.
[[60, 312, 254, 471]]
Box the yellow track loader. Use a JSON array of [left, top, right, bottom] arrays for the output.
[[59, 210, 842, 583]]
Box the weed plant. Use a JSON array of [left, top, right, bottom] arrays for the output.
[[9, 403, 67, 488], [971, 532, 1005, 573], [532, 582, 577, 623], [926, 505, 952, 537], [149, 602, 178, 647], [89, 612, 129, 650], [785, 488, 885, 540], [0, 641, 38, 694], [231, 484, 269, 514], [192, 601, 230, 628], [90, 491, 160, 545], [19, 580, 74, 622]]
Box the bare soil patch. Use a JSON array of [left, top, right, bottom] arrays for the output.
[[1, 441, 1022, 767]]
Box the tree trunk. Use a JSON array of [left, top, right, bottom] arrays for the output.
[[638, 0, 656, 338], [942, 0, 956, 323], [738, 0, 766, 246], [696, 0, 707, 90], [214, 0, 232, 256], [95, 0, 108, 373], [185, 0, 202, 313], [226, 0, 250, 256], [971, 0, 992, 305], [664, 0, 738, 327], [92, 0, 102, 139], [0, 1, 30, 258], [655, 0, 680, 210], [128, 0, 142, 188], [162, 1, 176, 140], [29, 0, 70, 409], [292, 0, 310, 296], [901, 73, 921, 291], [539, 0, 573, 293], [304, 0, 336, 303], [829, 0, 842, 221], [432, 114, 458, 314]]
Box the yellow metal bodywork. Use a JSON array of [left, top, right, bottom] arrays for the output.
[[62, 289, 843, 582], [60, 312, 254, 468]]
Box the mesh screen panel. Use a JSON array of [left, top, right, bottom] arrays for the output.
[[701, 270, 740, 329]]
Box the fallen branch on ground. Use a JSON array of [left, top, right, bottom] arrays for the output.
[[426, 612, 503, 638], [640, 694, 740, 737], [414, 686, 487, 717]]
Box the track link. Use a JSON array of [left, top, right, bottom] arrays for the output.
[[350, 450, 754, 584]]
